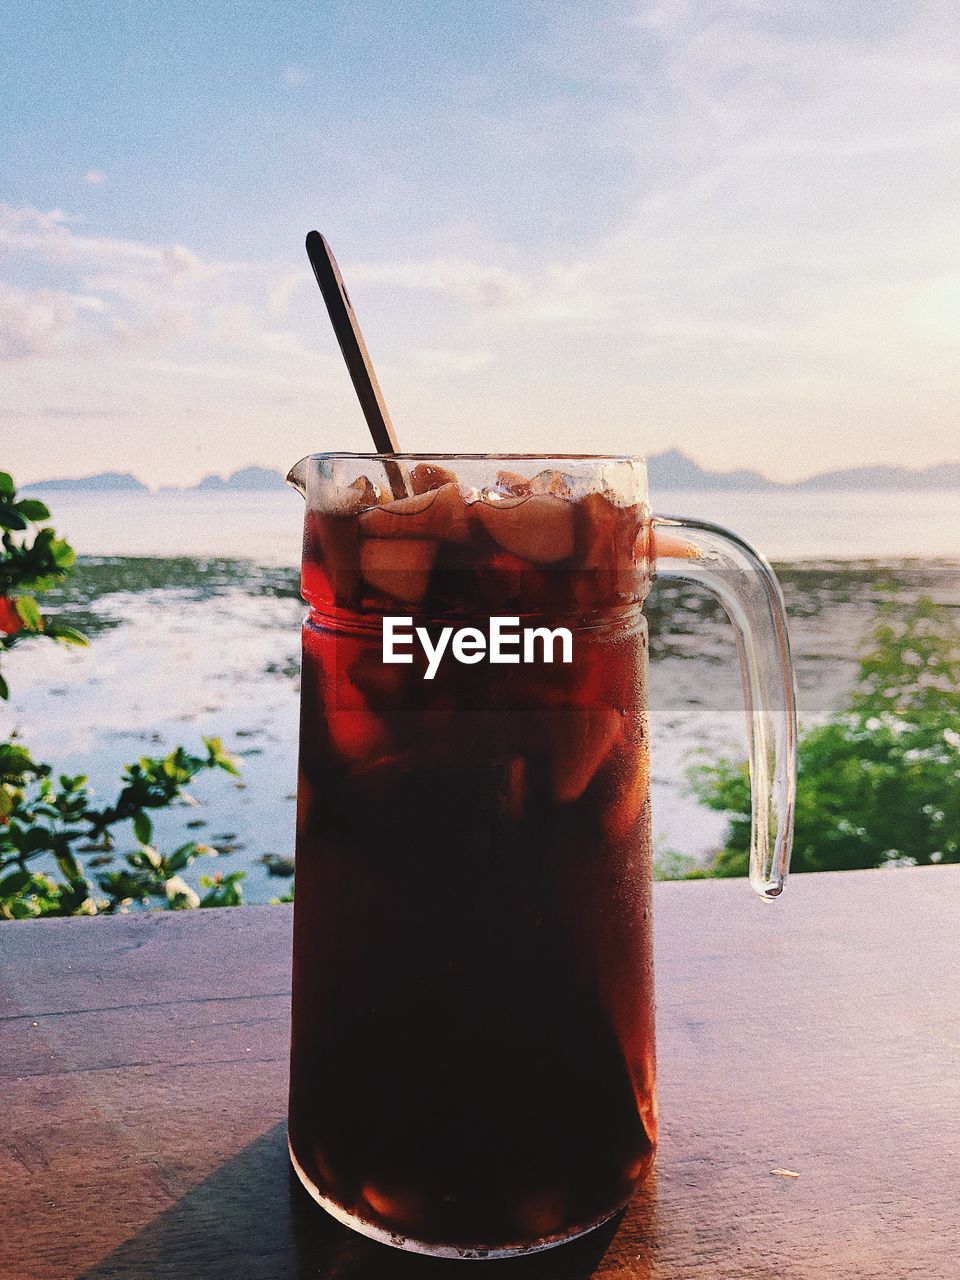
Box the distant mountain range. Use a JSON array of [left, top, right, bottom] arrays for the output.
[[648, 450, 778, 491], [25, 466, 288, 494], [648, 449, 960, 491], [21, 451, 960, 494]]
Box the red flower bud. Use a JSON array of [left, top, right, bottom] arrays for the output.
[[0, 597, 23, 636]]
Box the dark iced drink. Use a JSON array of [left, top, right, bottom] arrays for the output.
[[288, 459, 657, 1257]]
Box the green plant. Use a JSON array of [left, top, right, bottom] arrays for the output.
[[691, 596, 960, 876], [0, 471, 87, 698], [652, 845, 709, 881], [0, 471, 253, 918], [0, 737, 241, 919], [200, 870, 247, 907]]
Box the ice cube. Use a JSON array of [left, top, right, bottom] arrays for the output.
[[551, 704, 623, 802], [529, 469, 573, 499], [494, 469, 533, 497], [315, 474, 377, 515], [577, 492, 617, 568], [484, 551, 525, 600], [327, 705, 393, 765], [349, 645, 410, 708], [360, 488, 438, 533], [360, 483, 470, 542], [476, 494, 575, 564], [577, 493, 644, 600], [309, 512, 361, 602], [410, 461, 457, 494], [359, 536, 438, 601], [361, 1183, 428, 1231]]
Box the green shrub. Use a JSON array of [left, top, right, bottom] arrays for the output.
[[0, 473, 247, 918], [0, 471, 87, 698], [0, 737, 242, 919], [691, 596, 960, 876]]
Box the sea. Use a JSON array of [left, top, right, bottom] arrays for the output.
[[29, 485, 960, 562], [4, 487, 959, 904]]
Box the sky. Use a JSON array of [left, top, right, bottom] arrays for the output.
[[1, 0, 959, 486]]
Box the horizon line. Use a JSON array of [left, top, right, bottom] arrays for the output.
[[16, 447, 960, 495]]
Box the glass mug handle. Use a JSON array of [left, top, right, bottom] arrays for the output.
[[650, 516, 798, 898]]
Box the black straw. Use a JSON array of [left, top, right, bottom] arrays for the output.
[[305, 231, 400, 456]]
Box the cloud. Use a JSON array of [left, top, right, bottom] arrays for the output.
[[111, 300, 193, 350], [350, 258, 535, 308], [468, 0, 960, 363], [5, 4, 960, 481], [0, 203, 226, 282], [0, 277, 194, 362], [0, 281, 85, 360], [0, 204, 308, 364], [337, 1, 960, 473], [84, 169, 106, 186], [266, 272, 303, 318]]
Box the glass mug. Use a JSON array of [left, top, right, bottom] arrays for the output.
[[286, 454, 796, 1259]]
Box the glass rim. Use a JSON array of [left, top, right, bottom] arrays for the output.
[[292, 452, 645, 463]]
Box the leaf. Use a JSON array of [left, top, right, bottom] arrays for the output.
[[199, 870, 245, 908], [0, 473, 13, 500], [0, 671, 7, 701], [98, 869, 153, 901], [45, 623, 89, 647], [0, 502, 26, 531], [14, 597, 43, 630], [21, 826, 54, 853], [0, 742, 40, 777], [0, 871, 64, 920], [54, 850, 85, 883], [203, 736, 240, 776], [132, 812, 152, 845], [0, 868, 33, 898], [15, 499, 50, 522], [49, 539, 77, 569], [57, 772, 88, 793], [167, 841, 202, 872]]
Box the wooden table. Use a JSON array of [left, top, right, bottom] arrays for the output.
[[3, 866, 959, 1279]]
